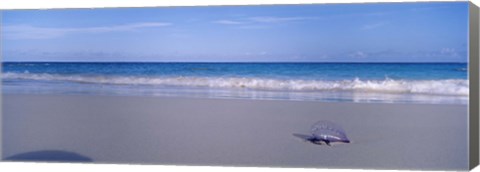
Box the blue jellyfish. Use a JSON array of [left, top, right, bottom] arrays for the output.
[[293, 120, 350, 146]]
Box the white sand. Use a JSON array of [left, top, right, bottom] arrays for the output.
[[2, 94, 468, 170]]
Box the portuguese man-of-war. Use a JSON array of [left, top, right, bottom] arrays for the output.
[[293, 120, 350, 146]]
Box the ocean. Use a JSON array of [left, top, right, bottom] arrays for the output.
[[1, 62, 469, 104]]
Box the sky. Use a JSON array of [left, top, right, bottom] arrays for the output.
[[1, 2, 469, 62]]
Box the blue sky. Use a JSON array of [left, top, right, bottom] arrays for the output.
[[1, 2, 469, 62]]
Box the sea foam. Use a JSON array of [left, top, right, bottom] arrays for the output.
[[2, 72, 469, 96]]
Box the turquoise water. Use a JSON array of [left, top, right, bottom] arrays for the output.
[[1, 62, 469, 104]]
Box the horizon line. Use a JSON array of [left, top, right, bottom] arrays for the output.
[[1, 61, 469, 64]]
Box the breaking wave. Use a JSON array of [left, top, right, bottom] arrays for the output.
[[2, 72, 469, 96]]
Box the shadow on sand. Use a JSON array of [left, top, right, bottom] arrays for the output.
[[5, 150, 93, 162]]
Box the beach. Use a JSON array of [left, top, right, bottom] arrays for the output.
[[2, 94, 468, 170], [1, 2, 472, 171]]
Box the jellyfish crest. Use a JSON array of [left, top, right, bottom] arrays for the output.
[[310, 120, 349, 142]]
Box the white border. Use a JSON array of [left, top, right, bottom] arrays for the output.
[[0, 0, 471, 10], [0, 0, 478, 172]]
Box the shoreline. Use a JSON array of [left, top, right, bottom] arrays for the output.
[[2, 94, 469, 170], [0, 91, 469, 105]]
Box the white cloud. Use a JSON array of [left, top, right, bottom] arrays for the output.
[[213, 16, 317, 26], [236, 25, 268, 30], [212, 20, 245, 25], [440, 48, 455, 54], [440, 48, 459, 57], [349, 51, 368, 58], [409, 6, 450, 12], [247, 16, 315, 23], [3, 22, 172, 39]]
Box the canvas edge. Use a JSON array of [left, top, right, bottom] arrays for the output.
[[0, 1, 470, 11], [0, 2, 476, 170], [469, 1, 480, 170]]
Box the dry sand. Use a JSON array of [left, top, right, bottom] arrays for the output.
[[2, 94, 468, 170]]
